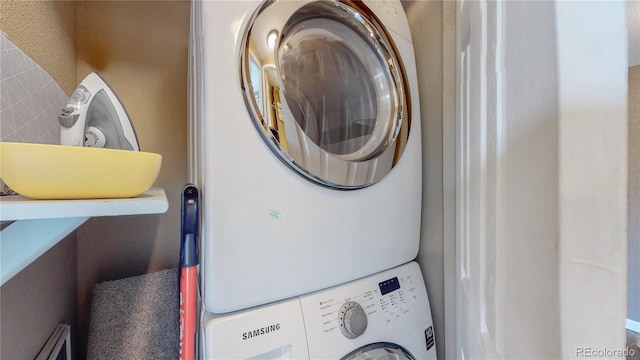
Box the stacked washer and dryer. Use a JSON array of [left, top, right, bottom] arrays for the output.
[[189, 1, 436, 359]]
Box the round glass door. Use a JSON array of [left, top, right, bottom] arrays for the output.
[[341, 342, 415, 360], [241, 0, 411, 189]]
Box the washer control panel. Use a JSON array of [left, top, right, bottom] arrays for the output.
[[300, 261, 430, 345], [378, 275, 419, 320]]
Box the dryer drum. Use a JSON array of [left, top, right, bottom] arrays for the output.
[[241, 0, 411, 189]]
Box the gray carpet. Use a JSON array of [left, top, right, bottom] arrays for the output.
[[629, 329, 640, 360], [87, 269, 179, 360]]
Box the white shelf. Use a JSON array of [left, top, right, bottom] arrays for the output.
[[0, 187, 168, 286], [1, 217, 89, 286], [0, 187, 168, 221]]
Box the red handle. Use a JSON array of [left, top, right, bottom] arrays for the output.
[[180, 266, 197, 360]]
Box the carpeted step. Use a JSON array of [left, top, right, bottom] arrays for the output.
[[87, 269, 179, 360]]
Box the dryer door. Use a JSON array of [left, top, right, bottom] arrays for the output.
[[241, 0, 411, 189], [341, 342, 415, 360]]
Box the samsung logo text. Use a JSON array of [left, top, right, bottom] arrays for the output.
[[242, 324, 281, 340]]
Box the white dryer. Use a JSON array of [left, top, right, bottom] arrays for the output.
[[202, 262, 436, 359], [190, 0, 422, 313]]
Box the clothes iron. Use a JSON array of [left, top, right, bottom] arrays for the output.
[[59, 72, 140, 150]]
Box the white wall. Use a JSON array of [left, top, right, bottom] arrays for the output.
[[402, 2, 444, 358], [556, 3, 628, 356], [457, 2, 562, 357], [456, 1, 628, 358], [403, 2, 457, 359], [628, 0, 640, 327], [627, 65, 640, 323]]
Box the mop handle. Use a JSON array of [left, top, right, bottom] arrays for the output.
[[180, 264, 197, 360], [180, 185, 199, 360]]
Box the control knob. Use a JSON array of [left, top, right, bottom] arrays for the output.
[[339, 301, 368, 339]]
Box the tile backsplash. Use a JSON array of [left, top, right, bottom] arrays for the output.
[[1, 31, 69, 195], [0, 31, 68, 145]]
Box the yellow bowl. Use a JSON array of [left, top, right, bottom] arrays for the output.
[[0, 142, 162, 200]]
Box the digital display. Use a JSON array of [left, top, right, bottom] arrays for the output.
[[378, 277, 400, 295]]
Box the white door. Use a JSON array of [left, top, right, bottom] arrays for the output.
[[456, 1, 628, 359]]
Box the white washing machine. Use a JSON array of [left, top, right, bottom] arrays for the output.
[[190, 0, 422, 313], [202, 262, 436, 359]]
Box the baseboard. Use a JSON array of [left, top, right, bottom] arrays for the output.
[[627, 318, 640, 334]]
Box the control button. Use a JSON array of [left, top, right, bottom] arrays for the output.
[[85, 126, 106, 147], [339, 301, 368, 339], [69, 85, 91, 105], [58, 113, 79, 128]]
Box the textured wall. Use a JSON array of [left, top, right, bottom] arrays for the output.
[[629, 1, 640, 67], [1, 1, 189, 357], [0, 2, 79, 358], [74, 1, 190, 355], [0, 234, 77, 360], [630, 65, 640, 322], [0, 0, 77, 94]]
